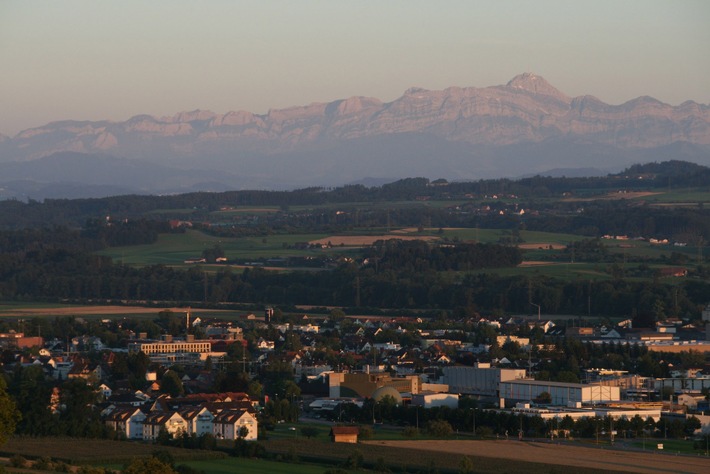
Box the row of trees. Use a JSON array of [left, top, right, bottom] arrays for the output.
[[365, 240, 522, 272], [1, 242, 708, 319], [4, 366, 111, 438], [332, 398, 701, 441]]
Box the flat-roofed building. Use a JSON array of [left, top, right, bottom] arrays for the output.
[[128, 335, 222, 365], [329, 372, 420, 398], [499, 379, 620, 406], [443, 363, 526, 397], [412, 392, 459, 409]]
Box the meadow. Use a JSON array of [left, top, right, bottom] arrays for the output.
[[93, 225, 705, 285]]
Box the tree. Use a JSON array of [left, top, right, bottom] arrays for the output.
[[0, 376, 20, 445], [426, 419, 453, 438], [534, 391, 552, 404], [683, 416, 701, 437], [59, 378, 105, 437], [6, 365, 52, 436], [329, 308, 346, 323], [458, 456, 474, 474], [123, 457, 177, 474], [300, 426, 319, 439], [160, 370, 185, 397]]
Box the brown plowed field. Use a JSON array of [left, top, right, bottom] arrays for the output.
[[366, 440, 710, 474], [518, 242, 566, 250]]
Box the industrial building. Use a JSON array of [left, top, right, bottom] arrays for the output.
[[411, 392, 459, 409], [499, 379, 621, 406], [443, 363, 526, 397], [328, 372, 420, 398]]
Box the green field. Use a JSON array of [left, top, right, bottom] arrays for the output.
[[97, 229, 334, 266], [93, 226, 707, 283], [98, 228, 590, 267], [628, 438, 699, 454], [638, 188, 710, 204]]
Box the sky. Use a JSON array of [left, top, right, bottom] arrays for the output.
[[1, 0, 709, 136]]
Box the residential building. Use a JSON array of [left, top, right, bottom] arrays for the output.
[[213, 410, 258, 441], [142, 412, 188, 440], [105, 407, 146, 439], [179, 407, 214, 436]]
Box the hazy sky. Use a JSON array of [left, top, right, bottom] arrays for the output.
[[1, 0, 708, 136]]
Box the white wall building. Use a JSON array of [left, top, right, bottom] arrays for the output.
[[443, 363, 526, 396], [213, 410, 258, 441], [499, 380, 620, 405], [411, 392, 459, 409]]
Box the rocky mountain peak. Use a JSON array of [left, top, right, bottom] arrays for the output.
[[169, 110, 217, 123], [506, 72, 568, 101]]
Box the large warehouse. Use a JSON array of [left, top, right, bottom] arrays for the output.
[[499, 380, 620, 405], [443, 363, 526, 396]]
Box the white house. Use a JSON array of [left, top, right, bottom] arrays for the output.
[[213, 409, 258, 441], [143, 411, 188, 440], [256, 338, 275, 351], [180, 407, 214, 436], [105, 407, 146, 439], [98, 384, 113, 400]]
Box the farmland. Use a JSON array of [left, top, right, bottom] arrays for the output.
[[367, 439, 710, 474], [1, 433, 708, 474], [94, 225, 699, 285], [0, 437, 225, 465]]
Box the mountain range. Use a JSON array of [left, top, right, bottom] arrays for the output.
[[1, 73, 709, 199]]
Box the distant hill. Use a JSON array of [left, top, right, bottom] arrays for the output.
[[1, 73, 709, 197]]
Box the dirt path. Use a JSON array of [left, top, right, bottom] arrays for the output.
[[366, 440, 710, 474]]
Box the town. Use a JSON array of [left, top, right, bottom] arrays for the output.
[[0, 163, 708, 472], [2, 301, 709, 456]]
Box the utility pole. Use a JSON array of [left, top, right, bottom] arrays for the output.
[[355, 276, 361, 307], [531, 302, 541, 321], [203, 272, 208, 303]]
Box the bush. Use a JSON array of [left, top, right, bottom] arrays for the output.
[[233, 439, 266, 458], [77, 467, 108, 474], [34, 456, 53, 470], [152, 450, 175, 467], [475, 426, 494, 438], [358, 425, 373, 440], [459, 456, 474, 474], [403, 426, 420, 438], [426, 419, 453, 438], [344, 449, 364, 470], [176, 465, 206, 474], [54, 461, 72, 473], [300, 426, 319, 439], [374, 456, 390, 473], [9, 455, 25, 468]]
